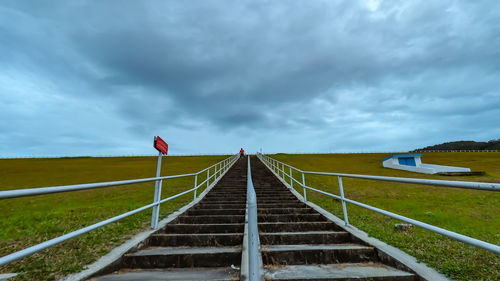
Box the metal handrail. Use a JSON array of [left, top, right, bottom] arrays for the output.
[[0, 154, 240, 266], [246, 157, 261, 281], [256, 153, 500, 255], [0, 155, 239, 200]]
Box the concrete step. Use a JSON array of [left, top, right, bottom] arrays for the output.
[[261, 244, 377, 265], [123, 247, 241, 268], [256, 195, 297, 199], [176, 215, 244, 224], [93, 267, 239, 281], [257, 198, 302, 202], [202, 196, 247, 200], [255, 190, 295, 197], [263, 263, 417, 281], [260, 231, 351, 245], [258, 203, 307, 208], [205, 192, 247, 196], [259, 222, 344, 232], [205, 191, 246, 195], [258, 208, 315, 214], [216, 182, 246, 186], [148, 233, 243, 247], [195, 203, 246, 209], [199, 200, 247, 204], [258, 214, 327, 222], [255, 191, 295, 194], [188, 209, 245, 216], [163, 223, 244, 234]]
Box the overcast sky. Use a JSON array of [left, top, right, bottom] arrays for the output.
[[1, 1, 499, 157]]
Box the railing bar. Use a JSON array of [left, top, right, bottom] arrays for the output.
[[247, 157, 261, 280], [0, 154, 239, 267], [0, 186, 197, 266], [291, 176, 302, 185], [302, 185, 500, 255], [304, 185, 341, 199], [0, 157, 245, 200], [258, 154, 499, 191], [302, 171, 500, 191], [0, 176, 191, 200]]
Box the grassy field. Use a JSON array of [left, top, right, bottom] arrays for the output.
[[0, 155, 228, 281], [271, 152, 500, 281]]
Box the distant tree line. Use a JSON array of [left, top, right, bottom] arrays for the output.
[[412, 139, 500, 152]]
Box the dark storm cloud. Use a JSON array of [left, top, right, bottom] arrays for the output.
[[1, 0, 500, 156]]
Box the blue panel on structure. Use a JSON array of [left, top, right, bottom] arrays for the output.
[[398, 157, 416, 166], [383, 154, 422, 161]]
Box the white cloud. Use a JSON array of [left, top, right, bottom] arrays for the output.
[[1, 0, 499, 157]]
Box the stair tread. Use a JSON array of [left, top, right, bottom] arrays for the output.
[[262, 244, 372, 252], [167, 223, 244, 226], [259, 222, 335, 225], [129, 246, 241, 256], [152, 233, 242, 237], [264, 263, 415, 280], [183, 214, 244, 217], [93, 267, 239, 281], [262, 231, 348, 235]]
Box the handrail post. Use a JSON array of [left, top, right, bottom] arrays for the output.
[[207, 169, 210, 188], [151, 151, 163, 229], [338, 176, 349, 226], [193, 174, 198, 200], [290, 167, 293, 189], [302, 172, 307, 202], [247, 157, 260, 280]]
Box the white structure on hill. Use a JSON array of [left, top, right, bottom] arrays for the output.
[[382, 154, 471, 174]]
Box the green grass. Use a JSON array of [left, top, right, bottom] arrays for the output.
[[0, 155, 228, 281], [271, 152, 500, 281]]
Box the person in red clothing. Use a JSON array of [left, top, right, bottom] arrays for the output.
[[240, 148, 244, 157]]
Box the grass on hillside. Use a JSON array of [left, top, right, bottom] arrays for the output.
[[271, 152, 500, 281], [0, 155, 228, 281]]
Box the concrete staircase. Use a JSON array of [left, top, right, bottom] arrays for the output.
[[91, 157, 248, 281], [88, 156, 423, 281], [250, 157, 419, 281]]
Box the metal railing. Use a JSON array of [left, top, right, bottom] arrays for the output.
[[246, 157, 261, 280], [256, 153, 500, 255], [0, 154, 239, 266]]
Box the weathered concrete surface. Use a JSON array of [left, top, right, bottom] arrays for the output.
[[0, 273, 17, 281], [250, 156, 421, 281], [258, 156, 451, 281], [264, 263, 416, 280], [64, 156, 247, 281], [61, 174, 223, 281], [92, 267, 239, 281]]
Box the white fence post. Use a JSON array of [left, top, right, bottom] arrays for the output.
[[193, 174, 198, 200], [207, 169, 210, 188], [302, 172, 307, 201], [338, 176, 349, 226], [151, 151, 163, 229]]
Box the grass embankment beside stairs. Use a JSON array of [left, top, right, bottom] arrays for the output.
[[272, 152, 500, 281], [0, 155, 227, 281]]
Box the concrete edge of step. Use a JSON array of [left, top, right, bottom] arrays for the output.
[[0, 273, 17, 281], [257, 156, 452, 281], [60, 164, 233, 281]]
